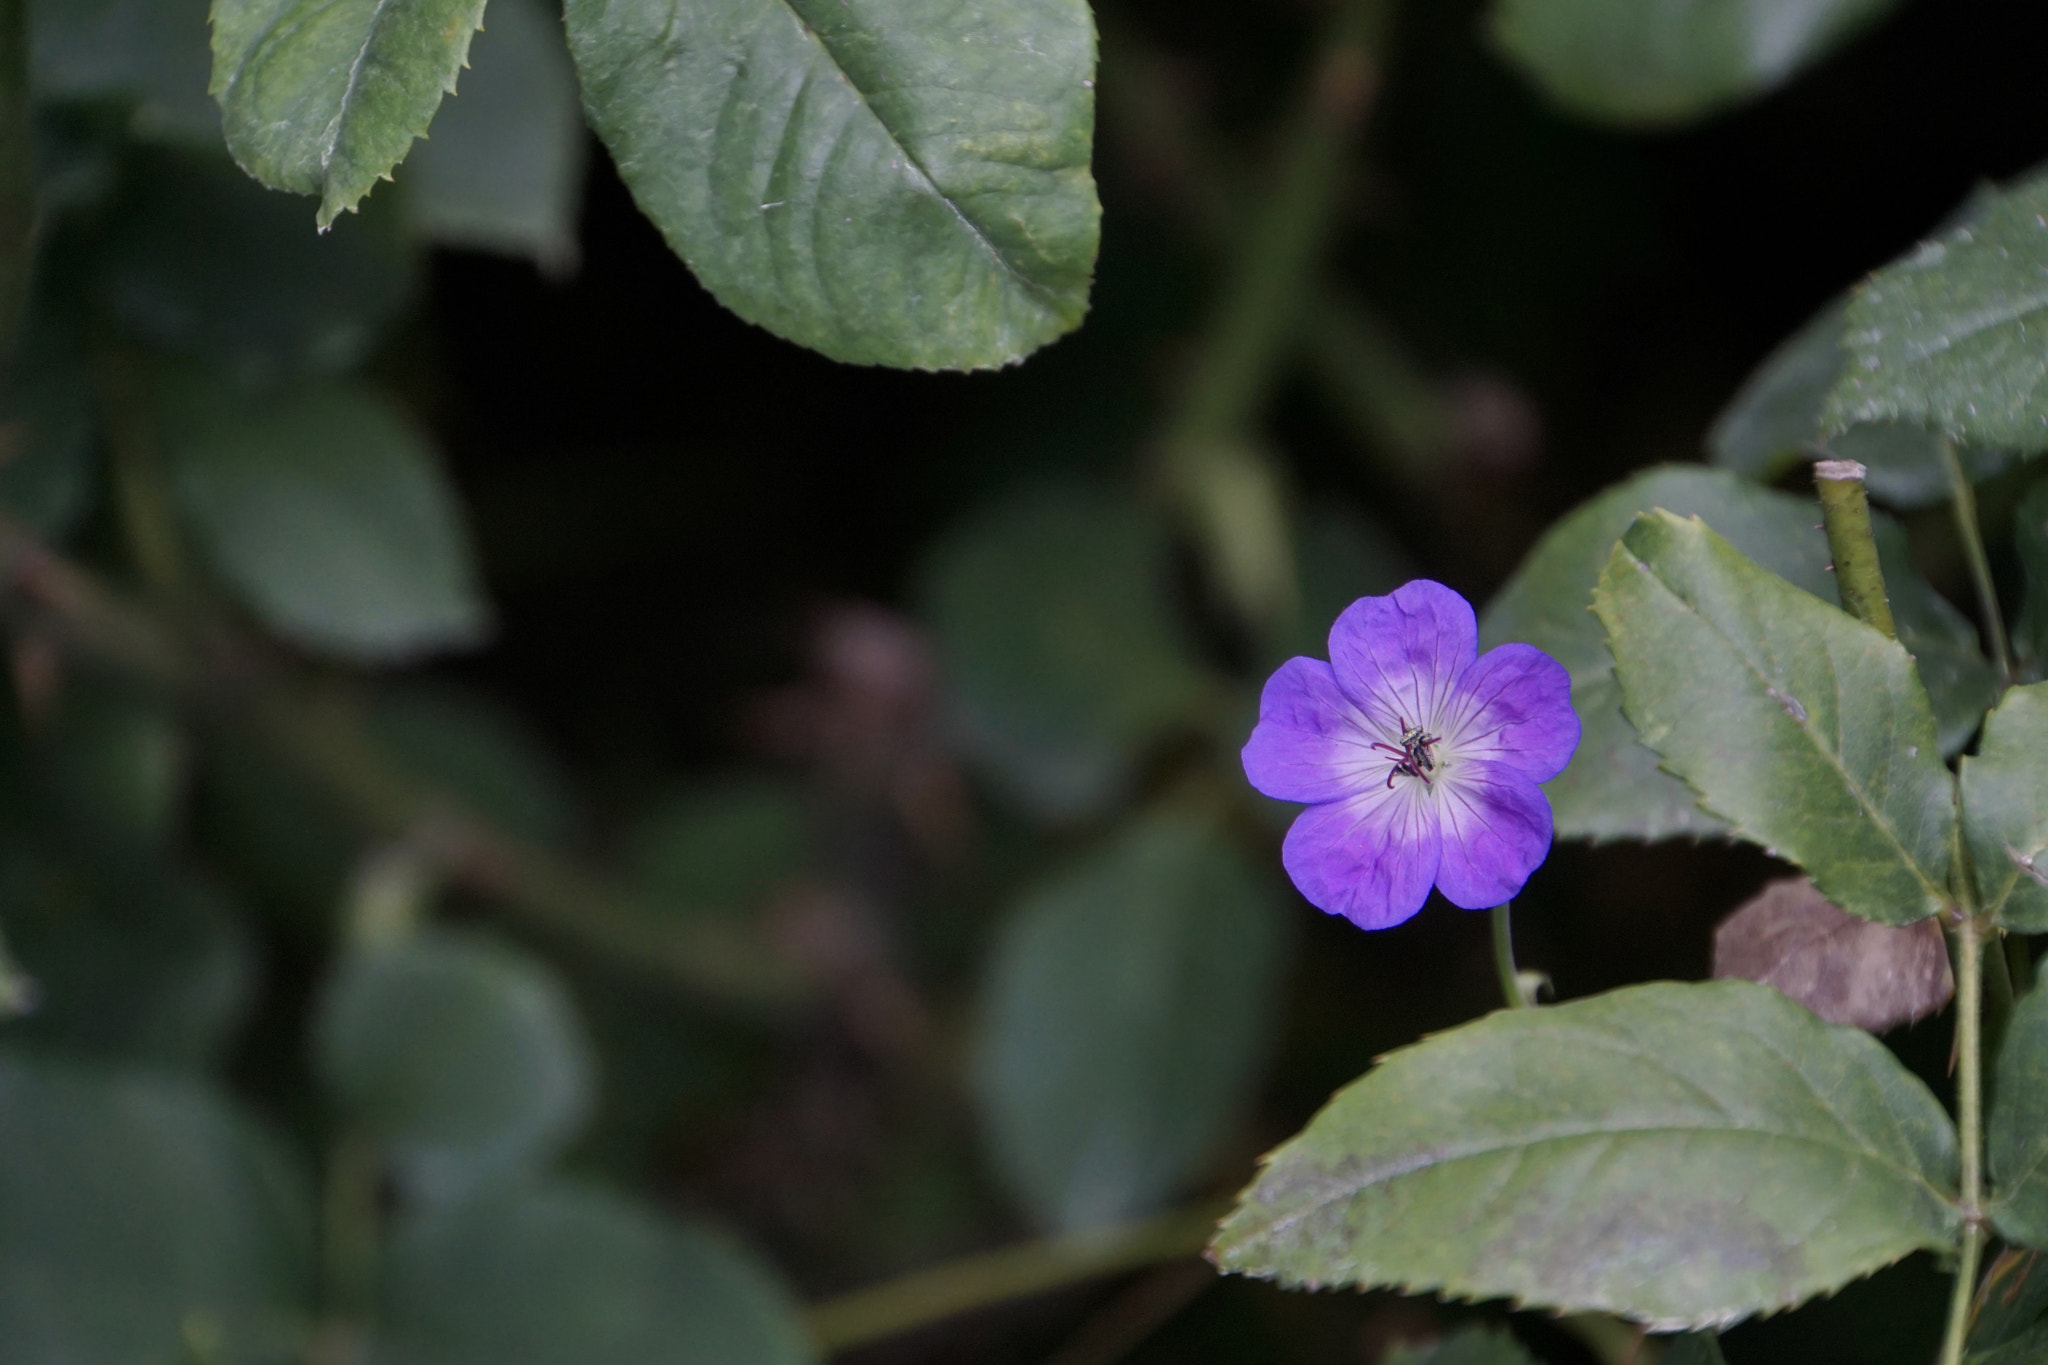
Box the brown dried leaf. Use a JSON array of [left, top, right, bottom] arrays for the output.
[[1712, 877, 1952, 1032]]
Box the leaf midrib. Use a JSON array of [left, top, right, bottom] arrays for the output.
[[771, 0, 1060, 306]]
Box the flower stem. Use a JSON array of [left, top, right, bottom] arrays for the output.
[[1813, 458, 1897, 641], [1492, 901, 1532, 1010], [1938, 910, 1987, 1365], [1941, 438, 2014, 686]]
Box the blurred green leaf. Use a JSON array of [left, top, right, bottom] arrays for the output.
[[627, 774, 809, 920], [314, 932, 595, 1202], [29, 0, 217, 142], [0, 328, 95, 538], [403, 0, 586, 268], [1211, 980, 1959, 1330], [1480, 466, 1831, 842], [370, 684, 575, 847], [1826, 164, 2048, 454], [972, 812, 1287, 1231], [1970, 1321, 2048, 1365], [0, 1051, 314, 1362], [372, 1181, 814, 1365], [1874, 516, 1998, 757], [1487, 0, 1899, 127], [1383, 1326, 1538, 1365], [1293, 505, 1414, 658], [156, 371, 490, 663], [923, 483, 1214, 820], [562, 0, 1100, 370], [1663, 1334, 1730, 1365], [42, 683, 187, 847], [1969, 1248, 2048, 1353], [1959, 683, 2048, 934], [100, 148, 415, 381], [209, 0, 486, 228], [196, 732, 359, 911], [1991, 982, 2048, 1248], [0, 845, 253, 1070], [1594, 511, 1953, 923], [1707, 294, 2013, 509], [2015, 476, 2048, 678]]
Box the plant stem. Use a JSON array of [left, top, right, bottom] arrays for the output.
[[1492, 900, 1532, 1009], [1941, 438, 2014, 686], [805, 1201, 1226, 1354], [1938, 911, 1987, 1365], [1813, 459, 1896, 640]]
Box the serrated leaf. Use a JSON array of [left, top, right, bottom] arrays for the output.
[[1960, 683, 2048, 933], [1826, 164, 2048, 453], [563, 0, 1100, 370], [155, 371, 489, 662], [1383, 1326, 1538, 1365], [1712, 876, 1951, 1032], [1990, 983, 2048, 1248], [1486, 0, 1900, 128], [372, 1182, 814, 1365], [1593, 510, 1953, 924], [314, 932, 594, 1203], [0, 1051, 314, 1362], [1708, 293, 2012, 510], [30, 0, 220, 143], [972, 813, 1286, 1231], [403, 0, 587, 268], [922, 484, 1215, 820], [1480, 466, 1834, 843], [1211, 980, 1960, 1330], [209, 0, 487, 227]]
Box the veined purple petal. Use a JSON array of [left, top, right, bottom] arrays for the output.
[[1281, 783, 1441, 930], [1327, 581, 1476, 736], [1431, 760, 1554, 910], [1441, 642, 1580, 782], [1242, 658, 1384, 803]]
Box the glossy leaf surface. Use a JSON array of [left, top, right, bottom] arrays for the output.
[[372, 1182, 814, 1365], [1212, 980, 1960, 1330], [209, 0, 487, 227], [1594, 511, 1953, 924], [1826, 166, 2048, 453], [1488, 0, 1899, 127], [314, 933, 594, 1202], [157, 374, 489, 662], [973, 813, 1286, 1230], [1959, 683, 2048, 933], [563, 0, 1100, 369]]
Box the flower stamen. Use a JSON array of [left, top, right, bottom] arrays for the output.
[[1369, 718, 1442, 789]]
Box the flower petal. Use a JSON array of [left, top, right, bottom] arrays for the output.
[[1281, 783, 1441, 931], [1327, 580, 1477, 735], [1431, 760, 1555, 910], [1242, 658, 1386, 803], [1441, 642, 1580, 782]]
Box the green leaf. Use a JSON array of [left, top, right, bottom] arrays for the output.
[[372, 1181, 814, 1365], [1970, 1321, 2048, 1365], [1875, 516, 1999, 757], [1480, 466, 1833, 842], [627, 775, 810, 920], [314, 932, 595, 1202], [41, 683, 189, 847], [1969, 1248, 2048, 1352], [0, 1052, 314, 1362], [1383, 1326, 1538, 1365], [1662, 1335, 1730, 1365], [1211, 979, 1960, 1330], [1990, 983, 2048, 1248], [1707, 294, 2013, 510], [402, 0, 587, 268], [156, 371, 490, 662], [29, 0, 220, 143], [209, 0, 487, 227], [1593, 510, 1954, 924], [1825, 165, 2048, 453], [563, 0, 1100, 370], [971, 813, 1287, 1231], [1960, 683, 2048, 933], [100, 148, 416, 381], [1486, 0, 1900, 128], [369, 685, 575, 847], [1292, 506, 1415, 660], [922, 484, 1215, 820], [2015, 476, 2048, 678]]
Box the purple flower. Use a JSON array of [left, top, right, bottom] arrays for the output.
[[1243, 580, 1579, 931]]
